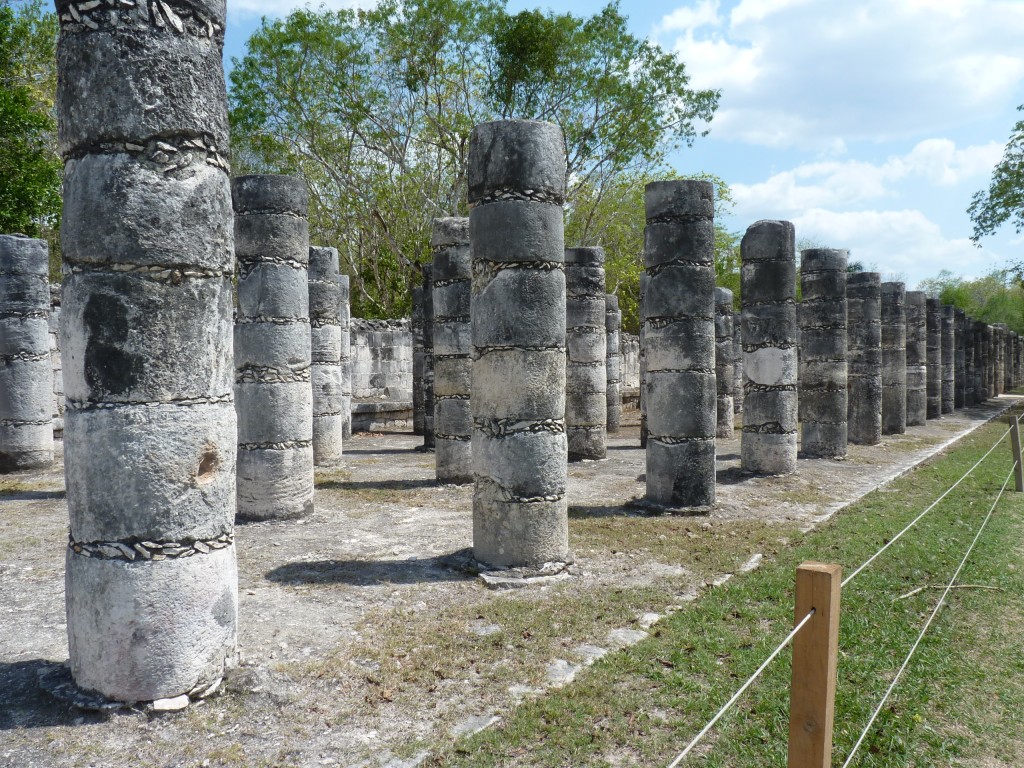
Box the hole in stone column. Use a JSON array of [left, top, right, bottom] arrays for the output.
[[197, 448, 219, 484]]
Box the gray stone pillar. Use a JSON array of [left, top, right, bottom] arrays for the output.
[[954, 309, 966, 409], [309, 246, 343, 466], [963, 316, 976, 406], [732, 322, 744, 415], [995, 324, 1007, 396], [799, 249, 847, 458], [847, 273, 882, 445], [50, 300, 65, 437], [643, 181, 717, 506], [565, 247, 607, 461], [639, 273, 649, 448], [976, 321, 988, 401], [432, 217, 472, 484], [1005, 329, 1015, 392], [926, 299, 943, 418], [741, 220, 798, 473], [605, 294, 622, 434], [0, 236, 54, 471], [421, 265, 436, 451], [881, 282, 907, 435], [469, 120, 568, 567], [941, 306, 955, 414], [338, 274, 353, 439], [905, 291, 927, 426], [58, 2, 237, 701], [985, 324, 995, 399], [234, 175, 314, 521], [412, 286, 425, 435], [714, 287, 735, 439]]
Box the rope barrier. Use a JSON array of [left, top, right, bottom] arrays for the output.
[[837, 463, 1015, 768], [841, 424, 1012, 588], [666, 608, 816, 768]]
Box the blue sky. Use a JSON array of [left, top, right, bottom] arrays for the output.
[[222, 0, 1024, 288]]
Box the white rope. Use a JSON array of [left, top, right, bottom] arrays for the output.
[[666, 608, 815, 768], [841, 424, 1012, 588], [838, 463, 1014, 768]]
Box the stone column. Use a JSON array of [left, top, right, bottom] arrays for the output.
[[741, 220, 798, 474], [995, 324, 1007, 396], [469, 120, 568, 567], [941, 306, 955, 414], [234, 175, 314, 521], [432, 217, 472, 484], [963, 316, 976, 406], [847, 273, 882, 445], [639, 273, 649, 448], [642, 181, 717, 506], [881, 282, 907, 435], [1005, 330, 1015, 392], [605, 294, 622, 434], [976, 321, 988, 401], [565, 247, 607, 461], [985, 324, 996, 399], [799, 249, 847, 458], [412, 286, 425, 435], [0, 236, 54, 471], [338, 274, 353, 438], [714, 287, 735, 439], [421, 265, 436, 451], [58, 1, 237, 701], [50, 299, 66, 437], [309, 246, 343, 466], [954, 309, 966, 409], [905, 291, 928, 426], [732, 322, 744, 415], [926, 299, 943, 418]]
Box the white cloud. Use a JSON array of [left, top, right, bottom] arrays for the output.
[[657, 0, 722, 33]]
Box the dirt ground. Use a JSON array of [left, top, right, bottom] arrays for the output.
[[0, 399, 1015, 768]]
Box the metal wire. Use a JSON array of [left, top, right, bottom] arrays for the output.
[[666, 608, 816, 768], [841, 424, 1012, 588], [838, 463, 1015, 768]]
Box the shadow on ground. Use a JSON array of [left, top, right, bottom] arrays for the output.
[[317, 479, 437, 492], [0, 490, 65, 501], [0, 659, 89, 730], [266, 549, 476, 587]]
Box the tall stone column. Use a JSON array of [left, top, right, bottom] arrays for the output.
[[643, 181, 717, 506], [338, 274, 353, 438], [732, 322, 744, 415], [799, 249, 847, 458], [963, 315, 976, 406], [639, 273, 649, 448], [954, 309, 966, 408], [881, 282, 907, 435], [0, 236, 54, 471], [309, 246, 343, 466], [847, 273, 882, 445], [234, 175, 314, 521], [985, 324, 996, 399], [421, 265, 436, 451], [714, 287, 735, 439], [605, 294, 622, 434], [58, 1, 237, 702], [469, 120, 568, 567], [926, 299, 943, 418], [432, 217, 472, 484], [995, 324, 1007, 396], [412, 286, 425, 435], [941, 306, 955, 414], [565, 247, 607, 461], [905, 291, 928, 426], [976, 321, 988, 401], [741, 220, 798, 474]]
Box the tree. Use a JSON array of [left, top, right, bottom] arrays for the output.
[[968, 105, 1024, 248], [0, 0, 60, 259], [917, 268, 1024, 333], [229, 0, 719, 319]]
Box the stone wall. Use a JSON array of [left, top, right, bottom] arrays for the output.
[[350, 318, 413, 401]]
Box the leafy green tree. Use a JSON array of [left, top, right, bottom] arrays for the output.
[[917, 268, 1024, 333], [968, 105, 1024, 247], [229, 0, 719, 319], [0, 0, 60, 256]]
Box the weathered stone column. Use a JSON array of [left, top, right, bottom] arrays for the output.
[[732, 322, 744, 415], [964, 316, 976, 406], [1005, 329, 1016, 392], [954, 309, 966, 409], [985, 324, 996, 399], [714, 287, 735, 439], [412, 286, 425, 435], [881, 282, 907, 435], [432, 217, 472, 484], [605, 294, 622, 434], [639, 273, 649, 448], [50, 298, 66, 437], [234, 175, 314, 521], [975, 321, 988, 401], [565, 247, 607, 461], [905, 291, 928, 426], [642, 181, 717, 505], [0, 236, 54, 471], [926, 299, 943, 418], [741, 220, 798, 474], [847, 273, 882, 444], [799, 249, 847, 458], [309, 246, 343, 466], [338, 274, 353, 438], [995, 324, 1007, 396], [58, 1, 237, 701], [469, 120, 568, 567], [421, 265, 436, 451], [941, 305, 955, 414]]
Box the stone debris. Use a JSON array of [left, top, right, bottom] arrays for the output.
[[450, 714, 500, 739]]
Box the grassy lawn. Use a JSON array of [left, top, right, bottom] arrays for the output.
[[425, 410, 1024, 767]]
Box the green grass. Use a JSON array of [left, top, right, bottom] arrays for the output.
[[423, 410, 1024, 767]]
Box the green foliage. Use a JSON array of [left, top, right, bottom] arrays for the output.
[[917, 268, 1024, 333], [229, 0, 719, 319], [0, 1, 60, 252], [968, 104, 1024, 246]]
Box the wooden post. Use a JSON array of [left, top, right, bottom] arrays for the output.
[[1010, 415, 1023, 493], [788, 562, 841, 768]]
